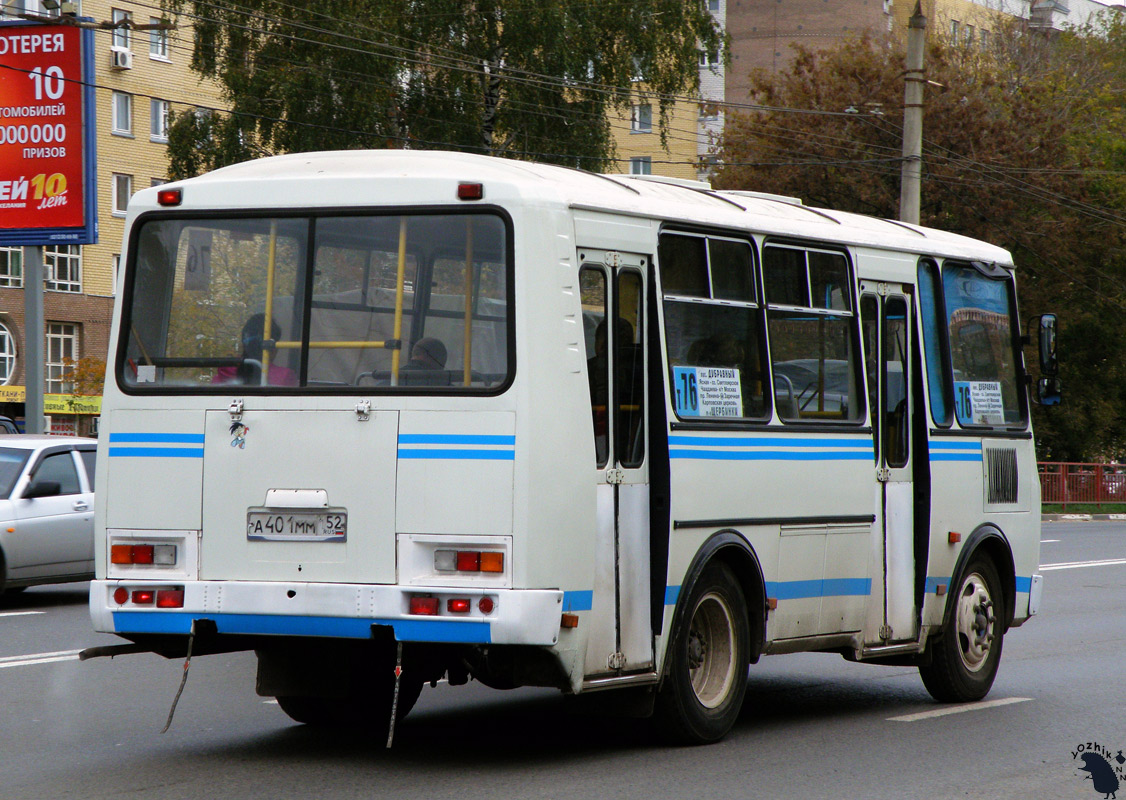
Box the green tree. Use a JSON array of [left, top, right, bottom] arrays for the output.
[[164, 0, 723, 177], [715, 17, 1126, 461]]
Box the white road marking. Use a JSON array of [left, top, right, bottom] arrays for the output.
[[0, 611, 45, 618], [1040, 558, 1126, 571], [0, 649, 82, 669], [889, 696, 1032, 722], [1040, 539, 1060, 543], [262, 699, 279, 705]]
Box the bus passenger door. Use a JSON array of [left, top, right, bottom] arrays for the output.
[[861, 285, 916, 643], [580, 254, 653, 677]]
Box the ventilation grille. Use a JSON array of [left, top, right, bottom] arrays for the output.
[[986, 447, 1019, 504]]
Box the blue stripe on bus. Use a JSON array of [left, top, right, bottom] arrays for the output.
[[109, 433, 206, 444], [397, 448, 515, 461], [929, 453, 983, 462], [1015, 576, 1032, 593], [668, 436, 872, 449], [925, 576, 950, 594], [669, 449, 873, 461], [928, 441, 982, 450], [765, 578, 872, 600], [664, 585, 681, 606], [399, 434, 516, 446], [563, 590, 593, 612], [112, 612, 491, 643], [108, 447, 205, 459]]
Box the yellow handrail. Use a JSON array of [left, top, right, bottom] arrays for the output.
[[391, 217, 408, 386], [261, 220, 278, 381]]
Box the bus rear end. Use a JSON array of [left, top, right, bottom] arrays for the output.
[[90, 174, 561, 728]]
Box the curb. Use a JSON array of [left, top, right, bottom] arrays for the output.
[[1042, 514, 1126, 522]]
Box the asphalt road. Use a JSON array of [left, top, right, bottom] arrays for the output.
[[1, 520, 1123, 800]]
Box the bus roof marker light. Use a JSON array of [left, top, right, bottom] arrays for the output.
[[457, 182, 484, 201], [156, 187, 182, 206]]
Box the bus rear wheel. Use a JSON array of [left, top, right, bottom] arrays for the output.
[[919, 554, 1005, 703], [277, 678, 423, 731], [656, 562, 749, 744]]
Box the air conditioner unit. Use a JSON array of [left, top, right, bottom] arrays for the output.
[[110, 49, 133, 70]]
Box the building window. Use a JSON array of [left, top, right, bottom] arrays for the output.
[[0, 246, 22, 288], [707, 0, 720, 10], [950, 20, 960, 40], [964, 25, 975, 44], [111, 9, 131, 50], [149, 18, 169, 59], [46, 322, 78, 394], [630, 157, 652, 175], [631, 103, 652, 133], [112, 173, 133, 215], [44, 245, 81, 293], [150, 98, 170, 142], [112, 91, 132, 135], [0, 321, 15, 385]]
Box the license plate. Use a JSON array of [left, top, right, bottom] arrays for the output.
[[247, 509, 347, 542]]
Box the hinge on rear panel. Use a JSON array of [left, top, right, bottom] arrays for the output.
[[607, 651, 627, 670], [877, 282, 890, 297], [355, 399, 371, 421], [228, 398, 244, 423], [879, 625, 894, 640], [876, 467, 891, 482], [605, 468, 625, 485]]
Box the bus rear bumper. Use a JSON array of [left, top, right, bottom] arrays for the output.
[[90, 580, 565, 646]]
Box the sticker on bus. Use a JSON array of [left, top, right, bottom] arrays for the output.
[[673, 366, 743, 418], [954, 380, 1005, 425]]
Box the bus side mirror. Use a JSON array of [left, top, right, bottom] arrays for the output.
[[1037, 314, 1058, 377], [1031, 314, 1060, 405]]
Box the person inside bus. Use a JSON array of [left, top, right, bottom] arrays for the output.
[[400, 336, 450, 385], [212, 313, 298, 387]]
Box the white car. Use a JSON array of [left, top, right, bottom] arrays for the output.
[[0, 435, 96, 593]]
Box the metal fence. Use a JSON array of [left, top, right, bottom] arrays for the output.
[[1038, 462, 1126, 508]]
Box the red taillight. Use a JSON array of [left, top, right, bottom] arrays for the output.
[[113, 587, 128, 605], [409, 596, 440, 615], [478, 596, 494, 615], [156, 589, 184, 608], [131, 589, 155, 605], [132, 544, 155, 565], [447, 598, 471, 613], [456, 551, 480, 572], [157, 187, 182, 206], [110, 544, 133, 564], [457, 182, 484, 201]]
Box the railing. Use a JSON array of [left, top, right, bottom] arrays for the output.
[[1039, 462, 1126, 508]]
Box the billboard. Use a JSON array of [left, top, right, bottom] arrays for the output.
[[0, 20, 96, 246]]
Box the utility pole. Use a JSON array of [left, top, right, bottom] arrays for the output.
[[24, 247, 45, 435], [899, 2, 927, 225]]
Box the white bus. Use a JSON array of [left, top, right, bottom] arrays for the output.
[[87, 151, 1058, 743]]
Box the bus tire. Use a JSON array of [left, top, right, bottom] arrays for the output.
[[277, 677, 423, 730], [919, 554, 1005, 703], [655, 562, 749, 744]]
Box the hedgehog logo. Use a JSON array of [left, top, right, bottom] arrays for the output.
[[1073, 742, 1126, 799]]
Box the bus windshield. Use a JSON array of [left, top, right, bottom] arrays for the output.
[[943, 263, 1024, 427], [118, 212, 511, 392]]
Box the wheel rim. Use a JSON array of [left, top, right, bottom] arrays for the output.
[[686, 591, 737, 709], [954, 571, 995, 673]]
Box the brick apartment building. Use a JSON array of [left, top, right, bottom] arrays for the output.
[[0, 0, 221, 434]]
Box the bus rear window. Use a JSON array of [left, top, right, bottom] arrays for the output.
[[119, 212, 511, 392], [943, 263, 1024, 427]]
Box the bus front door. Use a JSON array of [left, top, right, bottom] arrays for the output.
[[579, 255, 654, 678], [861, 285, 917, 644]]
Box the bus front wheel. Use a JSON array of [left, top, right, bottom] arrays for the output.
[[919, 554, 1005, 703], [656, 562, 749, 744]]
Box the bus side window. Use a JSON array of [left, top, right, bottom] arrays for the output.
[[581, 267, 609, 467]]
